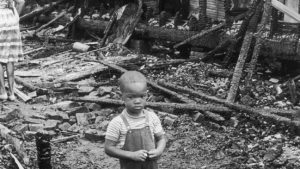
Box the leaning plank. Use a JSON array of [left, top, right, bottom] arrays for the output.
[[0, 124, 29, 165], [84, 59, 195, 104], [246, 0, 272, 87], [54, 65, 107, 83], [20, 0, 66, 22], [271, 0, 300, 22], [68, 97, 232, 114], [156, 81, 300, 128], [10, 153, 25, 169], [226, 1, 263, 102], [173, 22, 225, 49]]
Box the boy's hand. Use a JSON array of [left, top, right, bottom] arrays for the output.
[[148, 149, 162, 159], [130, 150, 148, 161]]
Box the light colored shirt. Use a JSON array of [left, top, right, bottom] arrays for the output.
[[105, 109, 165, 148]]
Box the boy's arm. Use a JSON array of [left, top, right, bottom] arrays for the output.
[[148, 134, 167, 159], [105, 139, 149, 162]]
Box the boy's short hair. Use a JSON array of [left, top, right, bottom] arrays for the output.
[[119, 71, 147, 92]]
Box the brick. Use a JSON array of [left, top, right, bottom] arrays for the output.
[[67, 106, 89, 116], [0, 109, 22, 122], [51, 101, 81, 111], [58, 122, 71, 131], [87, 103, 102, 111], [78, 86, 94, 95], [43, 120, 60, 130], [97, 86, 113, 96], [76, 113, 89, 126], [163, 116, 176, 126], [24, 117, 45, 124], [28, 124, 44, 132], [68, 124, 81, 133]]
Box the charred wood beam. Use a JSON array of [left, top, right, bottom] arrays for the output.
[[222, 0, 260, 66], [156, 80, 300, 130], [78, 17, 300, 61], [226, 0, 264, 103], [246, 0, 272, 87], [198, 0, 207, 31], [36, 131, 52, 169], [270, 7, 278, 38], [77, 19, 221, 49], [68, 97, 232, 114]]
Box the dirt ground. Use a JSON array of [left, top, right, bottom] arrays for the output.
[[1, 39, 300, 169]]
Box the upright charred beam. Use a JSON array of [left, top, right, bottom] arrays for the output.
[[36, 131, 52, 169], [226, 0, 263, 103], [198, 0, 207, 31]]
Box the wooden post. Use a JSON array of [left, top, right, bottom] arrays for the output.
[[36, 131, 52, 169], [198, 0, 207, 31], [226, 0, 263, 103], [270, 7, 278, 38], [246, 0, 272, 87]]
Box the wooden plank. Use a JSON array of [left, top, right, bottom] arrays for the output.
[[271, 0, 300, 22]]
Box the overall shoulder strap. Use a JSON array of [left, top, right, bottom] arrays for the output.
[[144, 110, 150, 125], [120, 114, 130, 129]]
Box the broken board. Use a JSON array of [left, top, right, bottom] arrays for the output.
[[111, 0, 143, 45]]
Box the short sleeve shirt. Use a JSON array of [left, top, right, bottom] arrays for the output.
[[105, 109, 165, 148]]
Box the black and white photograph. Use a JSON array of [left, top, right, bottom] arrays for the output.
[[1, 0, 300, 168]]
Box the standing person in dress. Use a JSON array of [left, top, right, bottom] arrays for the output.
[[0, 0, 25, 101]]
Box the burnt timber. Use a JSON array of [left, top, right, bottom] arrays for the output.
[[77, 19, 300, 61]]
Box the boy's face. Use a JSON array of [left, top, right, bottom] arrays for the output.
[[121, 82, 147, 115]]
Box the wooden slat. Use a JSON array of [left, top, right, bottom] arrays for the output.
[[271, 0, 300, 22]]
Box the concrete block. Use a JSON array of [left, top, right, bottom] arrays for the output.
[[58, 122, 71, 131], [24, 117, 46, 124], [68, 124, 81, 133], [51, 101, 81, 111], [78, 86, 94, 95], [44, 120, 60, 130], [76, 113, 89, 126], [84, 129, 105, 141], [28, 124, 44, 132]]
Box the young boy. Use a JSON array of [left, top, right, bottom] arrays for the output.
[[105, 71, 167, 169]]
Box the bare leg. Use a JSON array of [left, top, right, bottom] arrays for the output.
[[6, 62, 15, 101], [0, 63, 7, 100]]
